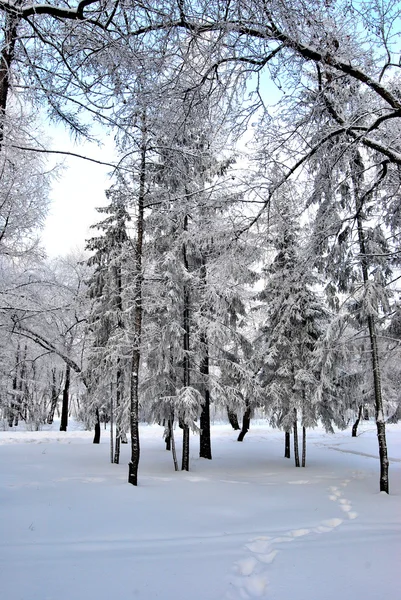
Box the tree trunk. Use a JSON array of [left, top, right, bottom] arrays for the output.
[[284, 431, 291, 458], [0, 13, 20, 143], [227, 407, 240, 430], [113, 362, 122, 464], [18, 344, 28, 423], [301, 425, 306, 467], [93, 407, 101, 444], [237, 403, 251, 442], [181, 214, 191, 471], [60, 364, 70, 432], [367, 314, 389, 492], [114, 433, 121, 464], [47, 368, 59, 424], [110, 384, 114, 463], [352, 404, 363, 437], [353, 154, 389, 493], [9, 343, 20, 427], [199, 336, 212, 459], [128, 256, 142, 486], [169, 419, 179, 472], [128, 113, 146, 486], [182, 424, 190, 471], [199, 254, 212, 459], [293, 409, 300, 467], [164, 418, 172, 450]]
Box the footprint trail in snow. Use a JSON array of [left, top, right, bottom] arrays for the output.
[[226, 476, 359, 599]]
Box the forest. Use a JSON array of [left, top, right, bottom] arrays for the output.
[[0, 0, 400, 495]]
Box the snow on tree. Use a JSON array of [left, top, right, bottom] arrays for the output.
[[86, 186, 131, 457], [254, 187, 329, 466]]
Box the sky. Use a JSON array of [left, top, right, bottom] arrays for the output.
[[41, 124, 117, 257], [39, 69, 282, 259]]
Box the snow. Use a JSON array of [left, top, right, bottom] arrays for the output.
[[1, 420, 400, 600]]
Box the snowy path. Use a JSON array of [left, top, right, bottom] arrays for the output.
[[0, 423, 400, 600]]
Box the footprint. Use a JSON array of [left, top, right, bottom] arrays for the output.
[[314, 525, 333, 533], [328, 494, 338, 501], [272, 536, 294, 543], [256, 550, 279, 564], [321, 518, 343, 528], [348, 511, 358, 520], [246, 540, 271, 554], [290, 528, 310, 537], [244, 576, 268, 597], [340, 504, 352, 512], [235, 557, 258, 576]]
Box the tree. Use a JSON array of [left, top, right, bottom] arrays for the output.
[[5, 254, 90, 428], [255, 188, 328, 466], [0, 118, 52, 258], [86, 186, 130, 460]]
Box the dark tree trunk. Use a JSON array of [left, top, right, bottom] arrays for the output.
[[293, 410, 300, 467], [60, 364, 70, 432], [237, 403, 251, 442], [352, 404, 363, 437], [47, 368, 59, 424], [169, 419, 179, 471], [284, 431, 291, 458], [182, 424, 190, 471], [93, 407, 101, 444], [18, 344, 28, 423], [0, 13, 20, 143], [113, 240, 124, 464], [367, 314, 389, 493], [199, 388, 211, 458], [114, 363, 122, 464], [114, 433, 121, 464], [353, 153, 389, 493], [181, 213, 191, 472], [165, 419, 172, 450], [301, 425, 306, 467], [128, 260, 142, 485], [227, 407, 240, 430], [110, 384, 114, 463], [199, 334, 212, 459], [199, 255, 212, 459], [128, 113, 146, 486]]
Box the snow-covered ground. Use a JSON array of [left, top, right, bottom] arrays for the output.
[[1, 420, 400, 600]]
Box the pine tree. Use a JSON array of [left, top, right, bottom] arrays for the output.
[[86, 188, 130, 454], [255, 190, 328, 465]]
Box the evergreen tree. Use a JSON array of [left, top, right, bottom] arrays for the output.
[[255, 190, 328, 466], [86, 187, 130, 454]]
